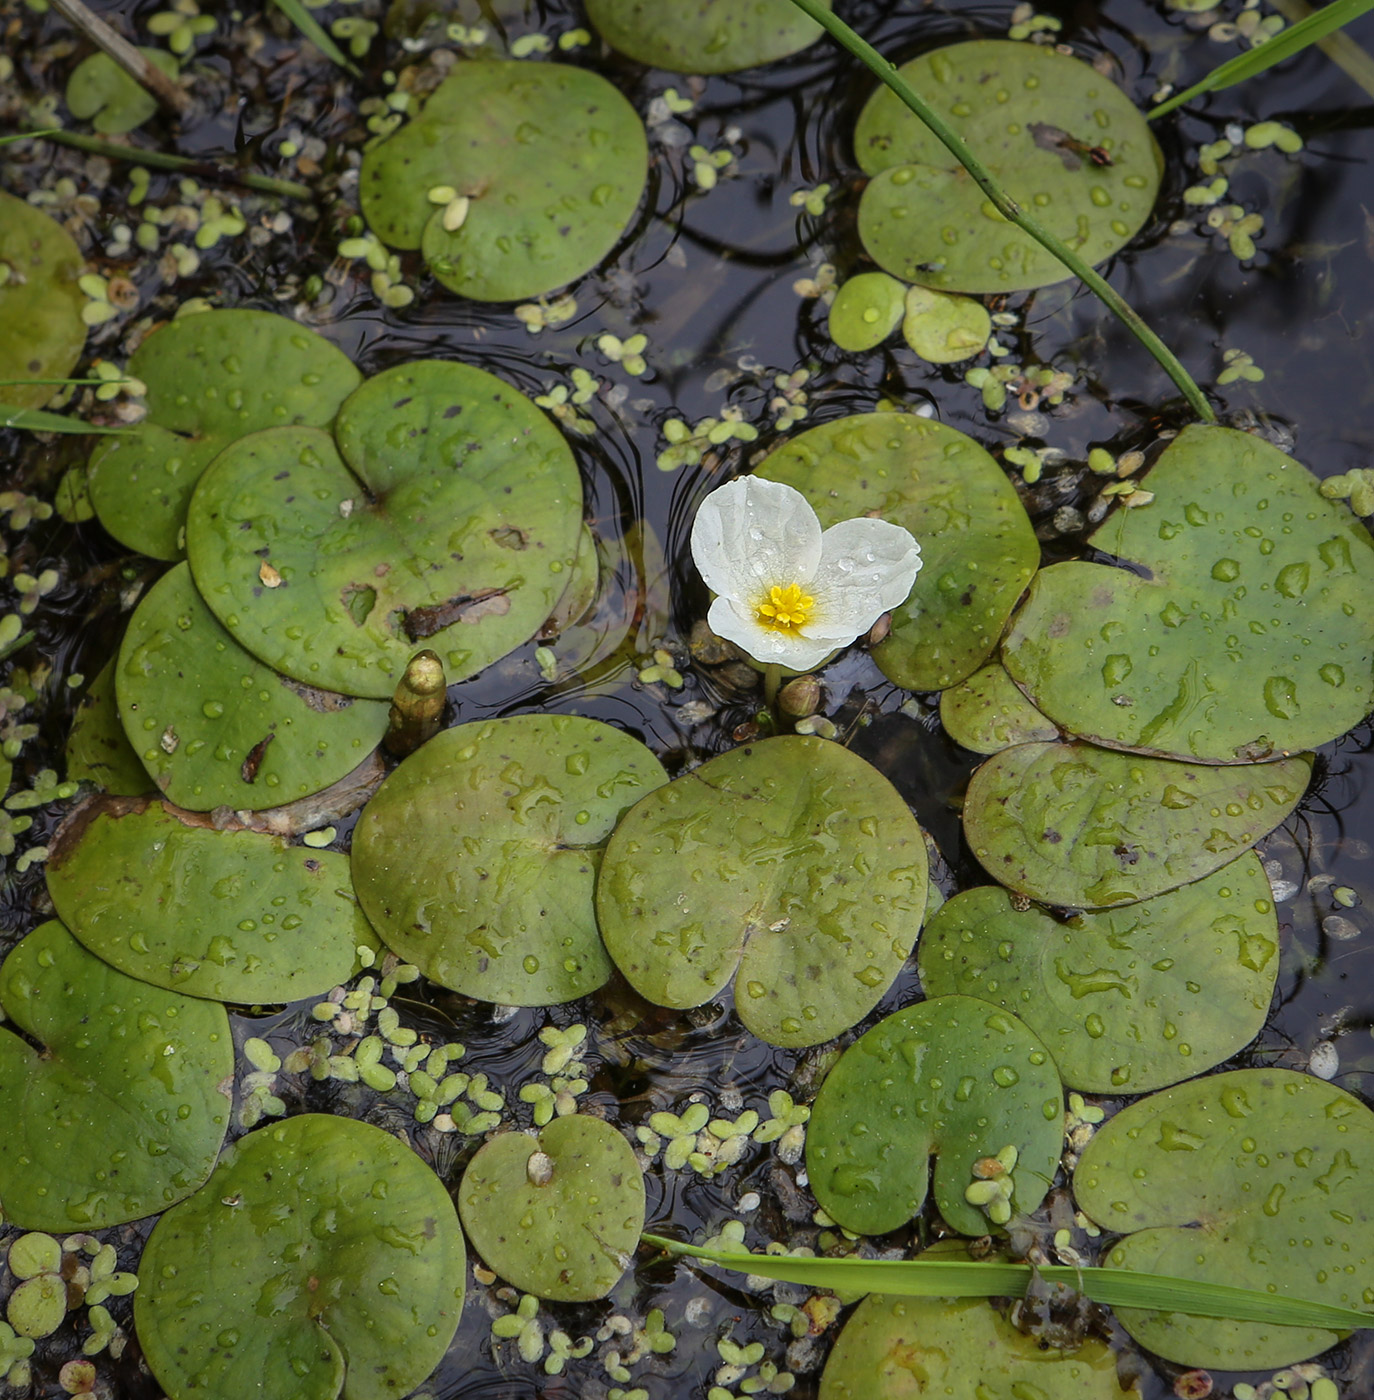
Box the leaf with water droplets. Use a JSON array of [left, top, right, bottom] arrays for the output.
[[828, 272, 907, 352], [757, 413, 1038, 691], [361, 61, 647, 302], [0, 191, 85, 411], [186, 360, 582, 699], [597, 735, 928, 1048], [0, 920, 230, 1229], [1075, 1068, 1374, 1368], [964, 740, 1311, 908], [136, 1114, 464, 1400], [66, 657, 149, 796], [854, 40, 1162, 293], [807, 995, 1062, 1236], [86, 309, 361, 561], [1004, 425, 1374, 761], [584, 0, 829, 72], [940, 660, 1059, 754], [917, 854, 1279, 1093], [46, 796, 380, 1002], [117, 563, 388, 811], [353, 715, 665, 1006], [459, 1114, 643, 1301]]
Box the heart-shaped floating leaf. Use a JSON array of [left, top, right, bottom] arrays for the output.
[[1075, 1068, 1374, 1369], [0, 920, 230, 1230], [66, 48, 179, 133], [117, 563, 388, 811], [854, 40, 1162, 294], [1004, 425, 1374, 762], [86, 308, 360, 561], [757, 413, 1038, 690], [900, 285, 990, 363], [46, 796, 379, 1002], [917, 854, 1278, 1093], [459, 1114, 644, 1301], [136, 1114, 465, 1400], [186, 360, 583, 699], [964, 741, 1311, 908], [353, 715, 666, 1005], [597, 735, 928, 1048], [807, 995, 1062, 1236], [0, 190, 85, 410], [820, 1290, 1133, 1400], [828, 272, 907, 352], [584, 0, 828, 73], [939, 660, 1059, 754], [360, 61, 647, 303], [66, 657, 150, 795]]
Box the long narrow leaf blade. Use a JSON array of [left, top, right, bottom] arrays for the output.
[[0, 404, 130, 435], [643, 1235, 1374, 1333], [1151, 0, 1374, 116], [269, 0, 361, 77]]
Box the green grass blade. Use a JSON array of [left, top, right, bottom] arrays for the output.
[[0, 404, 131, 435], [1150, 0, 1374, 116], [642, 1236, 1374, 1333], [269, 0, 361, 77]]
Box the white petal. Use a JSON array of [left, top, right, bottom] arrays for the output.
[[810, 517, 923, 633], [690, 476, 822, 604], [707, 596, 842, 672]]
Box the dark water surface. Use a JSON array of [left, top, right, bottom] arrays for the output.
[[5, 0, 1374, 1396]]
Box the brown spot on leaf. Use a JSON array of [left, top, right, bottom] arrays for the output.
[[404, 588, 511, 639], [241, 734, 275, 784]]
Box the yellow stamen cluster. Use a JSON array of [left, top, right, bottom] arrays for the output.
[[755, 582, 814, 633]]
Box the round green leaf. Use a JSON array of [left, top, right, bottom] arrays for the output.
[[598, 735, 928, 1048], [136, 1114, 465, 1400], [827, 272, 907, 352], [66, 656, 151, 795], [360, 61, 647, 302], [458, 1114, 644, 1301], [46, 797, 380, 1002], [0, 920, 230, 1230], [964, 740, 1311, 908], [87, 308, 361, 561], [757, 412, 1039, 690], [353, 715, 666, 1005], [66, 48, 179, 134], [917, 854, 1279, 1093], [186, 360, 582, 699], [0, 190, 85, 410], [1075, 1069, 1374, 1369], [939, 660, 1059, 754], [854, 40, 1162, 293], [1004, 424, 1374, 762], [820, 1291, 1133, 1400], [900, 285, 990, 363], [807, 996, 1062, 1236], [584, 0, 828, 72], [117, 563, 388, 811]]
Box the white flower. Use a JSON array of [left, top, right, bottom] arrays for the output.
[[690, 476, 922, 671]]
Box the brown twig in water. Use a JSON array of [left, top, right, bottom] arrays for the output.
[[48, 0, 190, 116]]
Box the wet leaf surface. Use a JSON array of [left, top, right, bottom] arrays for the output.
[[361, 61, 647, 302], [964, 740, 1311, 907], [136, 1114, 464, 1400], [917, 854, 1279, 1092], [186, 360, 582, 698], [86, 309, 361, 560], [584, 0, 829, 73], [117, 562, 388, 811], [0, 920, 230, 1229], [1075, 1069, 1374, 1368], [939, 660, 1060, 754], [855, 40, 1162, 293], [1004, 425, 1374, 761], [46, 797, 380, 1002], [807, 995, 1062, 1236], [353, 714, 666, 1005], [65, 656, 151, 796], [757, 413, 1039, 690], [459, 1114, 644, 1301], [827, 271, 907, 352], [598, 735, 927, 1047]]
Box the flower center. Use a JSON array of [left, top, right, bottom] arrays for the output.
[[755, 582, 814, 633]]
